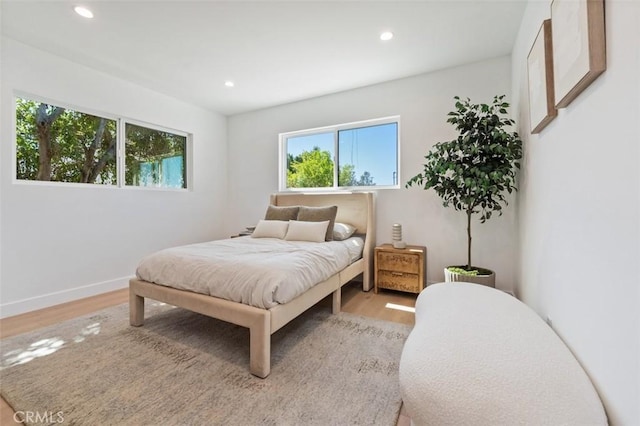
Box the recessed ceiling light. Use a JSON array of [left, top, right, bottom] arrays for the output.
[[380, 31, 394, 41], [224, 81, 235, 88], [74, 6, 94, 19]]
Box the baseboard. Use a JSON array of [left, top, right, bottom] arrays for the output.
[[0, 276, 132, 319]]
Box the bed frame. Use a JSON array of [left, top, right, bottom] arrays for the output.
[[129, 192, 375, 378]]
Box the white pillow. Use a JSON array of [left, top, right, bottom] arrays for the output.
[[284, 220, 330, 242], [251, 220, 289, 239], [333, 222, 357, 241]]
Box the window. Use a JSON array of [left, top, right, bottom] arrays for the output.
[[16, 98, 118, 185], [280, 116, 399, 191], [285, 132, 335, 188], [125, 123, 187, 189], [15, 95, 189, 189]]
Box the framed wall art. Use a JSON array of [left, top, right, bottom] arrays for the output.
[[527, 19, 557, 134], [551, 0, 606, 108]]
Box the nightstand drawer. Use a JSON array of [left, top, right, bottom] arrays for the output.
[[377, 270, 421, 293], [376, 251, 421, 274]]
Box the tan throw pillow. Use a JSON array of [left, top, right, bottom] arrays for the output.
[[264, 205, 299, 221], [297, 205, 338, 241], [284, 220, 329, 243]]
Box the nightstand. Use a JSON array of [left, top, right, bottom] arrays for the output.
[[374, 244, 426, 294], [231, 228, 254, 238]]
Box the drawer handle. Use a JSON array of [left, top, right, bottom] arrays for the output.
[[391, 272, 404, 276]]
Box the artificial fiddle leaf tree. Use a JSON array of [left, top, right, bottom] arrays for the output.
[[406, 95, 523, 272]]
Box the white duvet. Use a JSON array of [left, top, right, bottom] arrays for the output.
[[136, 236, 364, 309]]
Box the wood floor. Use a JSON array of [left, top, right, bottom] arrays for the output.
[[0, 282, 416, 425]]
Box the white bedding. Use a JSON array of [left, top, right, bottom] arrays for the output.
[[136, 236, 364, 309]]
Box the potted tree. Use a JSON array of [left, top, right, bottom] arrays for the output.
[[406, 95, 522, 286]]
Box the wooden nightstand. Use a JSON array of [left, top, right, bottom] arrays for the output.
[[374, 244, 426, 294]]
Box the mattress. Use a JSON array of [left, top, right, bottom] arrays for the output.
[[136, 236, 364, 309]]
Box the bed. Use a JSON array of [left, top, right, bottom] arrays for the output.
[[129, 192, 375, 378]]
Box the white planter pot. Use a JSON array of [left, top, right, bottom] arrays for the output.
[[444, 267, 496, 287]]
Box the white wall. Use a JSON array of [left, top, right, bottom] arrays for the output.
[[511, 1, 639, 424], [0, 38, 228, 317], [227, 56, 518, 290], [0, 8, 4, 318]]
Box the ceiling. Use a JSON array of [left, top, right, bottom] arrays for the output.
[[1, 1, 527, 116]]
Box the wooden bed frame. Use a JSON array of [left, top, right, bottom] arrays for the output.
[[129, 192, 375, 378]]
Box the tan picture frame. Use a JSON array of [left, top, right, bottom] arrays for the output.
[[551, 0, 606, 108], [527, 20, 557, 134]]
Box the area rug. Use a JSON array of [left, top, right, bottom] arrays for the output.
[[1, 301, 411, 425]]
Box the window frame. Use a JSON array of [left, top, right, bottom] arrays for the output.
[[12, 92, 192, 192], [278, 115, 401, 192]]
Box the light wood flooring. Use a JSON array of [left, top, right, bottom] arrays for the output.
[[0, 282, 416, 425]]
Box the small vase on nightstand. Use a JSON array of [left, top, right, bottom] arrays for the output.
[[392, 224, 406, 249]]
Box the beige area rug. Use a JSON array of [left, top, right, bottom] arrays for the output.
[[1, 301, 411, 425]]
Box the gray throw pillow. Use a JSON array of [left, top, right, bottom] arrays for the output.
[[297, 205, 338, 241], [265, 205, 299, 221]]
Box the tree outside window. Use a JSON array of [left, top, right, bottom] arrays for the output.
[[15, 97, 188, 189], [16, 98, 117, 184]]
